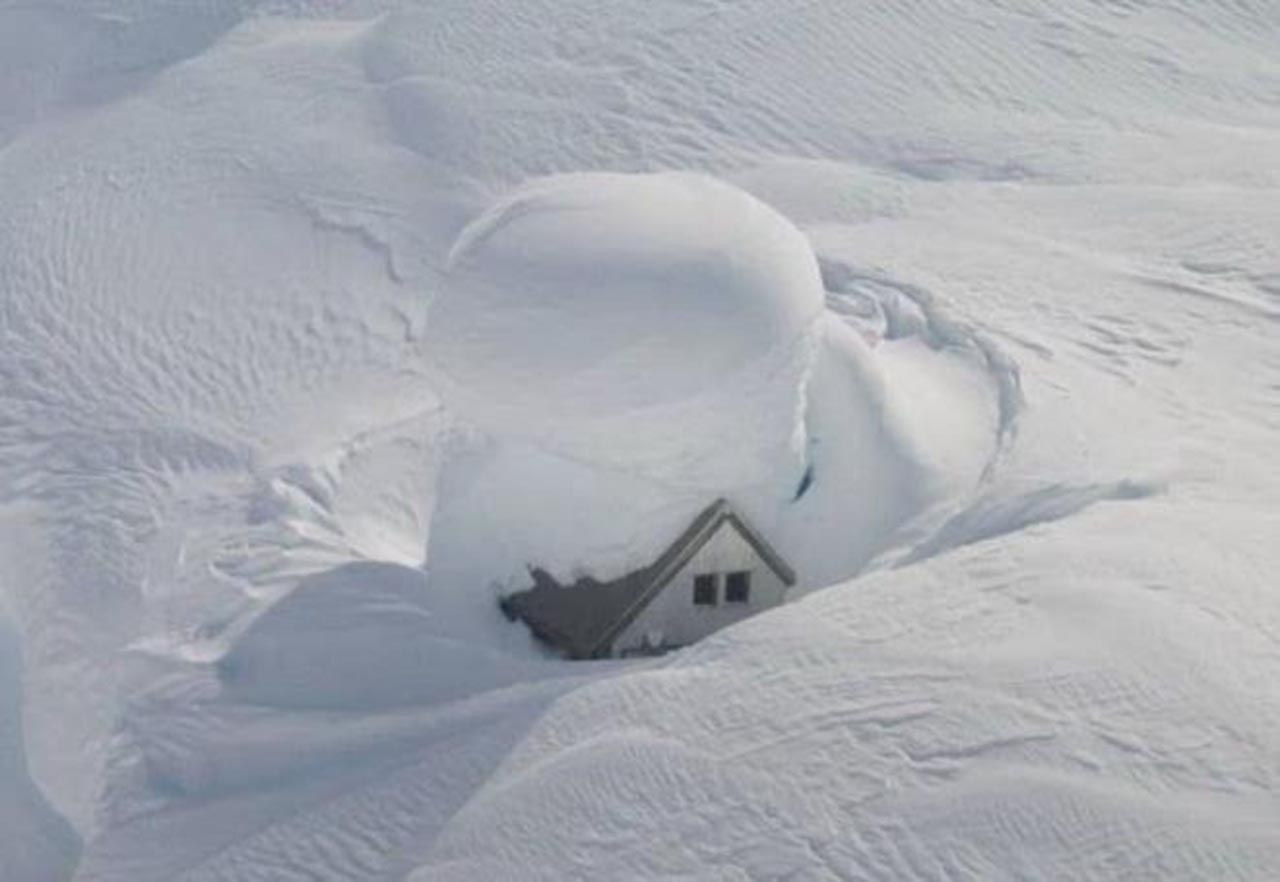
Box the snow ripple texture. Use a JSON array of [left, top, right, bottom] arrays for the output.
[[1, 1, 1278, 881]]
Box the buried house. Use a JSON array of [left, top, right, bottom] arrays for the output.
[[501, 499, 796, 659]]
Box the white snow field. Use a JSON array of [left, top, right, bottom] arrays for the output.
[[0, 1, 1278, 880]]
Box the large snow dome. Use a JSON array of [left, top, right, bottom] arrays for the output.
[[428, 172, 824, 452], [424, 173, 830, 588]]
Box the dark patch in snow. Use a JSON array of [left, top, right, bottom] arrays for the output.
[[793, 464, 815, 502]]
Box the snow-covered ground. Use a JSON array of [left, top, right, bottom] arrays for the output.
[[1, 1, 1278, 880]]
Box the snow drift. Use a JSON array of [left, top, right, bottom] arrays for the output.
[[1, 1, 1278, 880], [432, 171, 825, 437], [423, 171, 985, 598], [216, 561, 550, 710], [424, 172, 825, 594]]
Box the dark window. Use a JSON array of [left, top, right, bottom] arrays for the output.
[[693, 573, 717, 606], [725, 571, 751, 603]]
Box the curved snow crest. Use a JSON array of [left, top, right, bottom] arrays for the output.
[[897, 478, 1164, 567], [818, 257, 1025, 466], [432, 171, 826, 432]]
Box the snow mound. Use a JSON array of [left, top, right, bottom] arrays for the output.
[[424, 173, 835, 591], [427, 171, 824, 445], [422, 173, 991, 595], [217, 562, 547, 710]]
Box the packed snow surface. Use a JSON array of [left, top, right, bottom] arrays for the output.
[[1, 1, 1278, 881]]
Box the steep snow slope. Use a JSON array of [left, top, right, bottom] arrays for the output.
[[0, 604, 80, 881], [0, 1, 1277, 880]]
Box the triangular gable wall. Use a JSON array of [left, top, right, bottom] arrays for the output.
[[589, 501, 794, 656]]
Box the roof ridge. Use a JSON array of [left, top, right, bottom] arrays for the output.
[[505, 498, 796, 659], [586, 499, 728, 656], [588, 498, 793, 656]]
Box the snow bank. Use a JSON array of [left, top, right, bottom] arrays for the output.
[[775, 316, 941, 587], [424, 173, 1000, 595], [424, 173, 827, 591], [0, 608, 79, 882], [412, 503, 1280, 881], [218, 562, 548, 710]]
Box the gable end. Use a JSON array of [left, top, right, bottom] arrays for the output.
[[587, 499, 794, 656]]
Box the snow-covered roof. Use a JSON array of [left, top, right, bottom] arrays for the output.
[[501, 499, 795, 659]]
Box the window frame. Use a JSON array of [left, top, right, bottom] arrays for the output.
[[692, 573, 718, 606], [725, 570, 751, 604]]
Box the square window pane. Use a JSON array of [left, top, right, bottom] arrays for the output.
[[693, 573, 717, 605]]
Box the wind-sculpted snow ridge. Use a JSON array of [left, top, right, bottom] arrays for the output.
[[421, 171, 967, 599], [896, 479, 1162, 567], [1, 1, 1279, 880], [818, 257, 1025, 463]]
